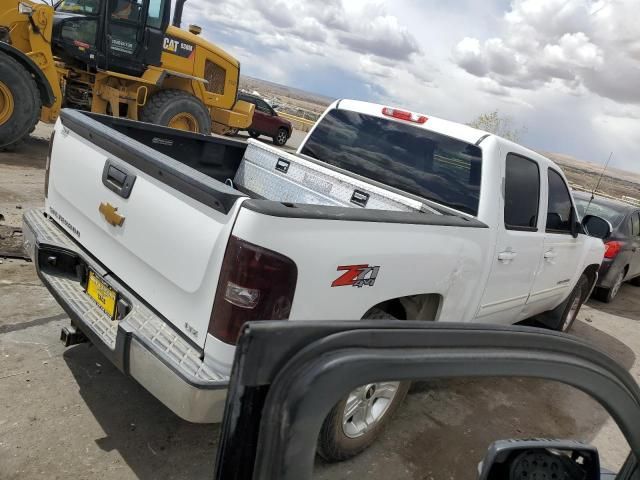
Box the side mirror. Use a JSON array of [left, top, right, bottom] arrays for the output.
[[478, 439, 600, 480], [583, 214, 612, 240]]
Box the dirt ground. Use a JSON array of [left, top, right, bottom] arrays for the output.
[[1, 129, 639, 480]]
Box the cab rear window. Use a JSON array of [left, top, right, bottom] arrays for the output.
[[300, 109, 482, 215]]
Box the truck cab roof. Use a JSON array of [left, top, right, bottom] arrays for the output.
[[331, 99, 559, 175]]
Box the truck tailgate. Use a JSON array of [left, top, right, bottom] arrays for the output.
[[46, 111, 246, 347]]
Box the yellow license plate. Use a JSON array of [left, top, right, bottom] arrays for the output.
[[86, 271, 117, 318]]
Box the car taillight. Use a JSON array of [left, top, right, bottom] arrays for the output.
[[44, 130, 55, 198], [382, 107, 428, 124], [604, 241, 622, 259], [209, 236, 297, 345]]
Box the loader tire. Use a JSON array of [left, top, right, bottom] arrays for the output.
[[141, 90, 211, 134], [0, 53, 41, 151]]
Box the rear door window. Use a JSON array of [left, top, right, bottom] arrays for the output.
[[300, 109, 483, 215], [504, 154, 540, 230], [632, 213, 640, 237]]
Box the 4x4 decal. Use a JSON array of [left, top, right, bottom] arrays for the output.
[[331, 265, 380, 288]]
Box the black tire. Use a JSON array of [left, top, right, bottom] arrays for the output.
[[225, 127, 239, 136], [593, 269, 625, 303], [272, 127, 289, 146], [141, 89, 211, 134], [0, 53, 41, 151], [551, 274, 589, 332], [248, 130, 260, 139], [629, 276, 640, 287], [317, 308, 410, 462]]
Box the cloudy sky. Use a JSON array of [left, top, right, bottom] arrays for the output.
[[183, 0, 639, 172]]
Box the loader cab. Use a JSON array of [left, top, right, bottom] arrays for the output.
[[53, 0, 171, 76]]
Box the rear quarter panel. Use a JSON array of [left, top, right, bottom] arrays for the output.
[[203, 207, 493, 372], [232, 209, 491, 320]]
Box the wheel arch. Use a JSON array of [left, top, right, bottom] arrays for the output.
[[363, 293, 443, 321], [0, 43, 55, 107], [582, 263, 601, 296]]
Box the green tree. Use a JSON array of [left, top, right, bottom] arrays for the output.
[[467, 111, 527, 142]]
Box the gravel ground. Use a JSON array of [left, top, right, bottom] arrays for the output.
[[0, 128, 638, 479]]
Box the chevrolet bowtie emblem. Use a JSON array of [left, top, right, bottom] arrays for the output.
[[99, 202, 125, 227]]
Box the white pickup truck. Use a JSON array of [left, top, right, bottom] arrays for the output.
[[23, 99, 609, 460]]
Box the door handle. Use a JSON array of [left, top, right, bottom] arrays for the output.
[[498, 250, 517, 263], [544, 250, 558, 261]]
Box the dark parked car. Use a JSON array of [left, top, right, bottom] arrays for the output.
[[231, 93, 292, 146], [574, 191, 640, 302]]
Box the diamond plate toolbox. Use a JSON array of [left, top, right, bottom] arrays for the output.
[[234, 139, 429, 212]]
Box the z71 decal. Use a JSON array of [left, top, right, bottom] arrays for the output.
[[332, 264, 380, 288]]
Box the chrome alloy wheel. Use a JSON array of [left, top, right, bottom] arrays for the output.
[[341, 382, 400, 438]]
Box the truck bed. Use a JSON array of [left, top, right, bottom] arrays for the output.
[[84, 112, 439, 214]]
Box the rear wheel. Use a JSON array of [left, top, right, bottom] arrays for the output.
[[248, 130, 260, 139], [594, 269, 625, 303], [317, 308, 410, 462], [629, 275, 640, 287], [273, 127, 289, 146], [554, 275, 589, 332], [0, 53, 41, 151], [141, 90, 211, 134]]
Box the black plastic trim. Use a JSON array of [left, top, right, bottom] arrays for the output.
[[59, 109, 246, 215], [241, 199, 488, 227], [476, 133, 491, 145], [216, 321, 640, 480], [0, 41, 56, 107], [506, 225, 539, 232], [102, 159, 137, 199]]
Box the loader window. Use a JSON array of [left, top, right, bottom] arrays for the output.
[[111, 0, 143, 22], [301, 109, 483, 215], [58, 0, 100, 14], [204, 61, 226, 95], [146, 0, 167, 28]]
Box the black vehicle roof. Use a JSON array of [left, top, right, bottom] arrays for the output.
[[572, 190, 638, 215], [239, 93, 265, 102]]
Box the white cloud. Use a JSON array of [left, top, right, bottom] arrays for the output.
[[181, 0, 640, 172], [453, 0, 640, 103]]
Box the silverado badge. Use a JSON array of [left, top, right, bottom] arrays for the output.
[[99, 202, 125, 227]]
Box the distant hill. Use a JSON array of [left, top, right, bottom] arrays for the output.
[[240, 76, 333, 115], [544, 152, 640, 203]]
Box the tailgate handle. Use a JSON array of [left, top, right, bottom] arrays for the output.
[[102, 160, 136, 199]]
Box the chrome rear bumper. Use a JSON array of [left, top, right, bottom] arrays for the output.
[[23, 208, 229, 423]]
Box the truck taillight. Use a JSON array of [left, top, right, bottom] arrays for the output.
[[44, 131, 55, 198], [209, 236, 297, 345], [604, 241, 622, 259]]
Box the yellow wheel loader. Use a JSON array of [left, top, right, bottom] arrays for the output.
[[0, 0, 254, 150]]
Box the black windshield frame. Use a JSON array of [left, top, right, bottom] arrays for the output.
[[300, 109, 483, 216]]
